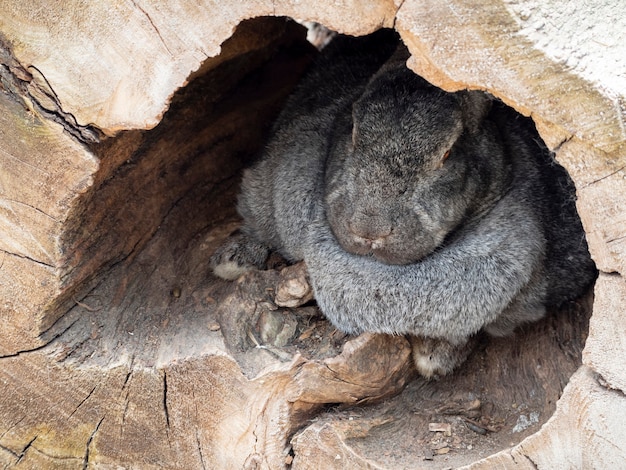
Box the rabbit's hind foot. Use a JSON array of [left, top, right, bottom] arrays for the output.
[[408, 335, 479, 379]]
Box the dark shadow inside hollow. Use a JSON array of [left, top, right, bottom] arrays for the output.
[[50, 18, 595, 468]]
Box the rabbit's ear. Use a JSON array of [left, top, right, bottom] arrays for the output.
[[367, 43, 411, 80], [387, 43, 411, 64], [457, 90, 492, 134]]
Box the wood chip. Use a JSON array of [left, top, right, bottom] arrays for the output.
[[463, 417, 497, 434], [468, 399, 481, 411], [274, 263, 314, 307], [207, 322, 221, 331], [429, 422, 452, 436], [298, 325, 316, 341]]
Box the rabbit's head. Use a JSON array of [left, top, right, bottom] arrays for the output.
[[324, 64, 493, 265]]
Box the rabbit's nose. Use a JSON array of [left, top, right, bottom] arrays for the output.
[[348, 221, 392, 248], [355, 234, 388, 249]]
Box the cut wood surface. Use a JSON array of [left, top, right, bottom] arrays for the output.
[[0, 1, 399, 133], [0, 1, 625, 468]]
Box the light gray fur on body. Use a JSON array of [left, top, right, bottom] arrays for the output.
[[211, 30, 596, 376]]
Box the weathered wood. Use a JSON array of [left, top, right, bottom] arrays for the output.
[[0, 17, 315, 354], [0, 20, 414, 467], [0, 61, 98, 354], [471, 366, 626, 469], [291, 296, 593, 468], [0, 0, 625, 468], [583, 274, 626, 392], [0, 202, 413, 468], [0, 1, 399, 134], [394, 0, 626, 278], [274, 262, 314, 308]]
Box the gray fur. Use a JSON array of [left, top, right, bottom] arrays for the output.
[[211, 30, 596, 375]]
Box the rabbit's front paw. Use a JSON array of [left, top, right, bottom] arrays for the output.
[[408, 335, 478, 379], [210, 232, 269, 280]]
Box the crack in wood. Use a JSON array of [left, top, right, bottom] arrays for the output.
[[22, 446, 83, 463], [122, 368, 133, 390], [27, 65, 101, 144], [68, 385, 98, 420], [607, 234, 626, 244], [0, 415, 25, 444], [129, 0, 174, 56], [0, 247, 54, 269], [0, 443, 19, 459], [38, 302, 94, 345], [592, 429, 626, 456], [596, 372, 626, 398], [0, 196, 59, 222], [0, 40, 101, 144], [552, 133, 574, 152], [393, 0, 408, 30], [321, 362, 365, 389], [82, 417, 104, 470], [24, 64, 92, 134], [121, 367, 134, 427], [162, 370, 170, 429], [523, 453, 539, 469], [0, 318, 78, 360], [195, 430, 207, 470], [0, 146, 51, 176], [581, 164, 626, 189], [15, 435, 37, 464]]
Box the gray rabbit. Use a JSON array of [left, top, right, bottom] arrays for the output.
[[211, 30, 596, 377]]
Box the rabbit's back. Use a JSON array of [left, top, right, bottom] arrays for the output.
[[489, 103, 597, 305]]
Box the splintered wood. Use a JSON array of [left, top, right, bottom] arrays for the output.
[[274, 262, 314, 308]]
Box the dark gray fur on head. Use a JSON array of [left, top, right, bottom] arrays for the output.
[[210, 29, 597, 376]]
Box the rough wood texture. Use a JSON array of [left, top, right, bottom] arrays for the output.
[[291, 299, 592, 469], [0, 0, 625, 468], [0, 69, 98, 354], [583, 274, 626, 392], [395, 0, 626, 278], [0, 1, 400, 133], [0, 17, 315, 354], [470, 366, 626, 470]]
